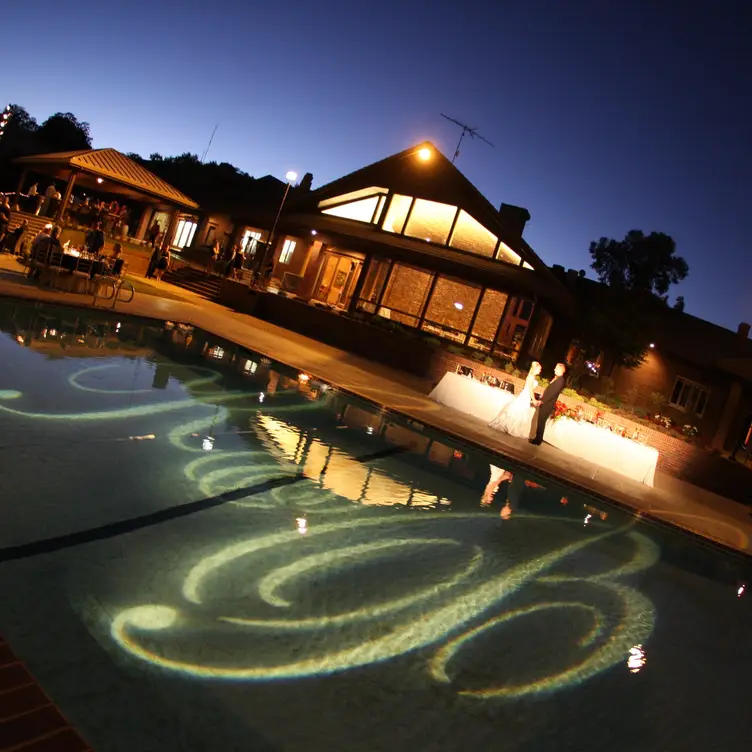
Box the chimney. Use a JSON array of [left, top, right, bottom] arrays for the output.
[[738, 322, 751, 340], [498, 203, 531, 237], [299, 173, 313, 192]]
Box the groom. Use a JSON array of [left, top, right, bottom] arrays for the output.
[[529, 362, 567, 445]]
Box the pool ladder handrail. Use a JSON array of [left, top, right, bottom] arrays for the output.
[[93, 277, 135, 308]]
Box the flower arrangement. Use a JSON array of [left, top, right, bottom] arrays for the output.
[[550, 401, 581, 422], [682, 424, 699, 439], [653, 414, 672, 429]]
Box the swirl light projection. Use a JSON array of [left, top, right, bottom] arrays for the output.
[[2, 358, 660, 699], [112, 514, 659, 697]]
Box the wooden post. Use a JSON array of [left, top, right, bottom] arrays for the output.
[[56, 171, 77, 224]]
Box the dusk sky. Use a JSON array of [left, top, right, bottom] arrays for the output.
[[4, 1, 750, 331]]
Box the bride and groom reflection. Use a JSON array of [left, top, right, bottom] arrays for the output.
[[483, 360, 569, 515]]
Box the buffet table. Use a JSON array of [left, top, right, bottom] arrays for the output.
[[430, 371, 515, 422], [429, 372, 659, 486]]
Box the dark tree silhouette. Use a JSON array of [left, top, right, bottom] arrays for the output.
[[673, 295, 685, 312], [36, 112, 92, 152], [568, 231, 690, 376], [589, 230, 688, 298]]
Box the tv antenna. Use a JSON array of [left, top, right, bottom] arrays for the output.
[[440, 113, 494, 164], [200, 124, 219, 164]]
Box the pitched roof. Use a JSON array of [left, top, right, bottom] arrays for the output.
[[296, 142, 550, 270], [15, 148, 198, 209]]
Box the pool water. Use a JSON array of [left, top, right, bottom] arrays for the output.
[[0, 300, 750, 752]]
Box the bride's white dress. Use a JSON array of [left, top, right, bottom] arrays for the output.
[[489, 376, 537, 438]]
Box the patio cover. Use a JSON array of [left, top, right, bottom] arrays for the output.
[[14, 148, 198, 209]]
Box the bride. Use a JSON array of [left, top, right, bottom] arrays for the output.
[[489, 361, 542, 438]]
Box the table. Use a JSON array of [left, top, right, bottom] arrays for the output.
[[429, 372, 659, 486], [429, 371, 515, 422], [544, 417, 658, 486]]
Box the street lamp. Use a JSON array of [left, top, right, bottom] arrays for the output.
[[254, 170, 297, 290]]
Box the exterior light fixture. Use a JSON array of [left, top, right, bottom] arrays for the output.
[[298, 373, 310, 383], [285, 171, 298, 183], [97, 177, 104, 184], [311, 230, 317, 235], [649, 343, 655, 348], [454, 302, 464, 310], [417, 147, 432, 161]]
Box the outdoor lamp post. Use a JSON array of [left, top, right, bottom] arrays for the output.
[[254, 170, 297, 290]]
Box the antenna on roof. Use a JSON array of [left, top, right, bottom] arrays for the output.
[[200, 124, 219, 164], [440, 113, 494, 164]]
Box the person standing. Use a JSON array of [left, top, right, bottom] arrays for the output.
[[85, 221, 106, 256], [0, 196, 10, 249], [529, 362, 568, 446], [489, 361, 542, 438], [730, 413, 752, 462]]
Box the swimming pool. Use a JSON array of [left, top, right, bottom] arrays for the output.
[[0, 299, 750, 752]]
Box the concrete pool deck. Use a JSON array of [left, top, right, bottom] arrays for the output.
[[1, 253, 750, 559]]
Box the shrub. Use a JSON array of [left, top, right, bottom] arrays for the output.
[[649, 391, 667, 411], [424, 337, 442, 348], [503, 362, 515, 374], [483, 357, 496, 367], [446, 344, 464, 355], [562, 387, 580, 399]]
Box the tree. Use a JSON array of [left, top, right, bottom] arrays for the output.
[[36, 112, 92, 152], [570, 230, 690, 377], [673, 296, 685, 312], [589, 230, 688, 298]]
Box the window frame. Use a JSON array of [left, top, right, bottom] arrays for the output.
[[278, 238, 296, 265], [668, 376, 710, 417]]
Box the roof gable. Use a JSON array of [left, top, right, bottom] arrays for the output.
[[298, 142, 548, 271], [15, 148, 198, 209]]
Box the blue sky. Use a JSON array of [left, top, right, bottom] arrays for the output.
[[4, 1, 750, 331]]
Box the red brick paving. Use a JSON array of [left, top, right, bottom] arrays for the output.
[[0, 637, 92, 752]]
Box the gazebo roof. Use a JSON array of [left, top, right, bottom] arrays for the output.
[[15, 148, 198, 209]]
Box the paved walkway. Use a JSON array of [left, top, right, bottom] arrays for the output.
[[1, 253, 750, 558]]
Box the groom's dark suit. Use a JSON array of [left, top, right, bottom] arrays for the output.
[[531, 375, 566, 444]]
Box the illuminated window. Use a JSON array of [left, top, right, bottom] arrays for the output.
[[373, 194, 386, 224], [404, 199, 457, 244], [244, 360, 258, 374], [210, 346, 225, 359], [173, 219, 197, 249], [241, 229, 262, 254], [356, 257, 390, 312], [279, 239, 296, 265], [322, 196, 380, 223], [382, 194, 413, 234], [497, 240, 522, 265], [421, 276, 480, 342], [495, 297, 534, 356], [522, 261, 534, 270], [669, 377, 709, 416], [467, 289, 508, 351], [380, 264, 433, 326], [318, 187, 388, 208], [449, 210, 497, 257], [527, 310, 553, 358]]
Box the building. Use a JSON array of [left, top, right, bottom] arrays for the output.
[[548, 265, 752, 451], [247, 142, 574, 366]]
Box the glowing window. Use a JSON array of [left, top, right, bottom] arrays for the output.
[[421, 277, 480, 341], [244, 360, 258, 374], [380, 264, 433, 326], [173, 219, 197, 249], [279, 239, 296, 264], [382, 194, 413, 234], [404, 199, 457, 244], [497, 240, 522, 265], [449, 210, 497, 257], [467, 289, 508, 352], [522, 261, 534, 270], [318, 187, 388, 208], [241, 230, 262, 254], [322, 196, 380, 223], [373, 194, 386, 224]]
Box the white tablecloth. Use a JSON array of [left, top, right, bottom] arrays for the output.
[[429, 372, 658, 486], [544, 417, 658, 486], [429, 372, 515, 422]]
